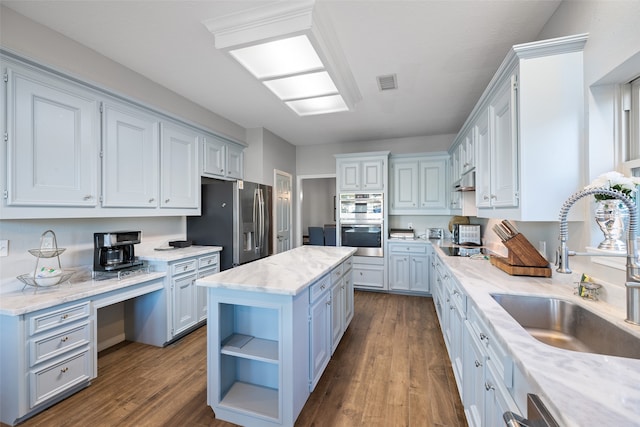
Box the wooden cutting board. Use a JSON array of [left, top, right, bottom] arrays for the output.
[[490, 255, 552, 278]]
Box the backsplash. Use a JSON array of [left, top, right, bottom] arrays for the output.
[[0, 217, 184, 293]]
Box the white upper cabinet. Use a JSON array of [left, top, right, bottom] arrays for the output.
[[336, 154, 387, 192], [101, 102, 159, 207], [6, 67, 99, 207], [390, 154, 448, 215], [160, 122, 199, 209], [202, 134, 244, 180], [477, 75, 519, 209], [452, 34, 588, 221]]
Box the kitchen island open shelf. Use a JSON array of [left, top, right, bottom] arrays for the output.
[[198, 246, 355, 427]]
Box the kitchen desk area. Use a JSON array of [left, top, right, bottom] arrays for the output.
[[196, 245, 356, 427], [0, 269, 165, 426]]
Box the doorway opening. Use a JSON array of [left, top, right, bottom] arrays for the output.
[[295, 174, 336, 247]]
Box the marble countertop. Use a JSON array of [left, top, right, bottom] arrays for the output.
[[0, 269, 166, 316], [432, 244, 640, 427], [197, 246, 356, 296], [137, 245, 222, 262]]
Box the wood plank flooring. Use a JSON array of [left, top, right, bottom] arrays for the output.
[[13, 291, 466, 427]]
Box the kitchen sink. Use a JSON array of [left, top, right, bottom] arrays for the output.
[[491, 293, 640, 360]]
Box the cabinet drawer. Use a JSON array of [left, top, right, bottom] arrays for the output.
[[330, 265, 343, 284], [28, 302, 91, 336], [198, 267, 218, 279], [310, 274, 331, 303], [172, 259, 197, 275], [198, 254, 219, 270], [352, 265, 384, 288], [30, 322, 91, 367], [343, 257, 353, 273], [30, 349, 91, 408], [389, 244, 428, 254]]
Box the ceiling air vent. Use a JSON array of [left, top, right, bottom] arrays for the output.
[[377, 74, 398, 91]]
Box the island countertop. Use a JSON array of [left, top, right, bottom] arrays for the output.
[[196, 246, 356, 296]]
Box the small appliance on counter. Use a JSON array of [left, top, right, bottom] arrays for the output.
[[452, 224, 482, 245], [428, 228, 444, 239], [93, 231, 144, 276], [389, 228, 415, 240]]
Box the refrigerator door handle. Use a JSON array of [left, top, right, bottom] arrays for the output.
[[258, 189, 265, 251]]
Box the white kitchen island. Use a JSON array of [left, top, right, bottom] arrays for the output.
[[196, 246, 356, 427]]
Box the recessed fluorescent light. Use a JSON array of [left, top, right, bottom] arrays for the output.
[[263, 71, 338, 100], [286, 94, 349, 116], [229, 35, 323, 79]]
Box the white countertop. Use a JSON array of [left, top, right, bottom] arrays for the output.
[[0, 268, 166, 316], [432, 244, 640, 427], [137, 245, 222, 262], [197, 246, 356, 296]]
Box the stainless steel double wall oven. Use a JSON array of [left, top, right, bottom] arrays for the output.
[[339, 193, 383, 257]]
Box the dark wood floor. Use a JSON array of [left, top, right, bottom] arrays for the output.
[[15, 291, 466, 427]]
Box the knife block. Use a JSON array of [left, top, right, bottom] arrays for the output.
[[490, 233, 552, 277]]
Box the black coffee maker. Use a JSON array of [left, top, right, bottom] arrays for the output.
[[93, 231, 144, 272]]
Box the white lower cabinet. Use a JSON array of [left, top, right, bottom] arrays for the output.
[[388, 242, 431, 294], [309, 275, 332, 391], [0, 301, 93, 425], [141, 251, 220, 344], [432, 252, 523, 427], [352, 256, 386, 290]]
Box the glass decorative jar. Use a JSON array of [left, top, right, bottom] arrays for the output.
[[594, 199, 629, 251]]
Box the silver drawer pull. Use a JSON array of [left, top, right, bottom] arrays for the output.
[[61, 314, 69, 320], [149, 198, 155, 203], [165, 198, 170, 203], [485, 381, 495, 391], [83, 195, 93, 200], [479, 333, 487, 341], [60, 336, 69, 343], [475, 360, 482, 368], [60, 367, 69, 373]]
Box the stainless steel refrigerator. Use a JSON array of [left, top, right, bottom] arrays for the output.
[[187, 177, 272, 270]]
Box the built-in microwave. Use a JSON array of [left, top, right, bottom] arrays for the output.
[[339, 193, 383, 221]]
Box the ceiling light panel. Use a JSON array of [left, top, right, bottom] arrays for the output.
[[286, 94, 349, 116], [229, 35, 323, 79], [263, 71, 338, 100]]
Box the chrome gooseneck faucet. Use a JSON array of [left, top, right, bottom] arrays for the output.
[[556, 187, 640, 325]]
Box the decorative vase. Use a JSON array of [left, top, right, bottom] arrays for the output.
[[594, 199, 629, 251]]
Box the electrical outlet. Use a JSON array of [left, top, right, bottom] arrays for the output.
[[0, 240, 8, 257], [408, 222, 413, 229]]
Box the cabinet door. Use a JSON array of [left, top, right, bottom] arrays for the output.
[[202, 136, 225, 177], [464, 131, 475, 173], [389, 253, 410, 291], [463, 322, 486, 427], [172, 274, 197, 336], [419, 159, 448, 210], [160, 122, 199, 208], [338, 160, 361, 191], [489, 75, 518, 208], [484, 363, 520, 427], [226, 143, 244, 179], [410, 254, 429, 293], [102, 102, 159, 207], [7, 68, 99, 206], [309, 293, 331, 390], [475, 110, 491, 208], [330, 279, 344, 353], [390, 160, 419, 210], [361, 160, 384, 190]]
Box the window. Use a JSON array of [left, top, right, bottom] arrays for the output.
[[622, 77, 640, 177]]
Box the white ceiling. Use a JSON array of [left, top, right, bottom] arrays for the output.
[[2, 0, 562, 147]]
